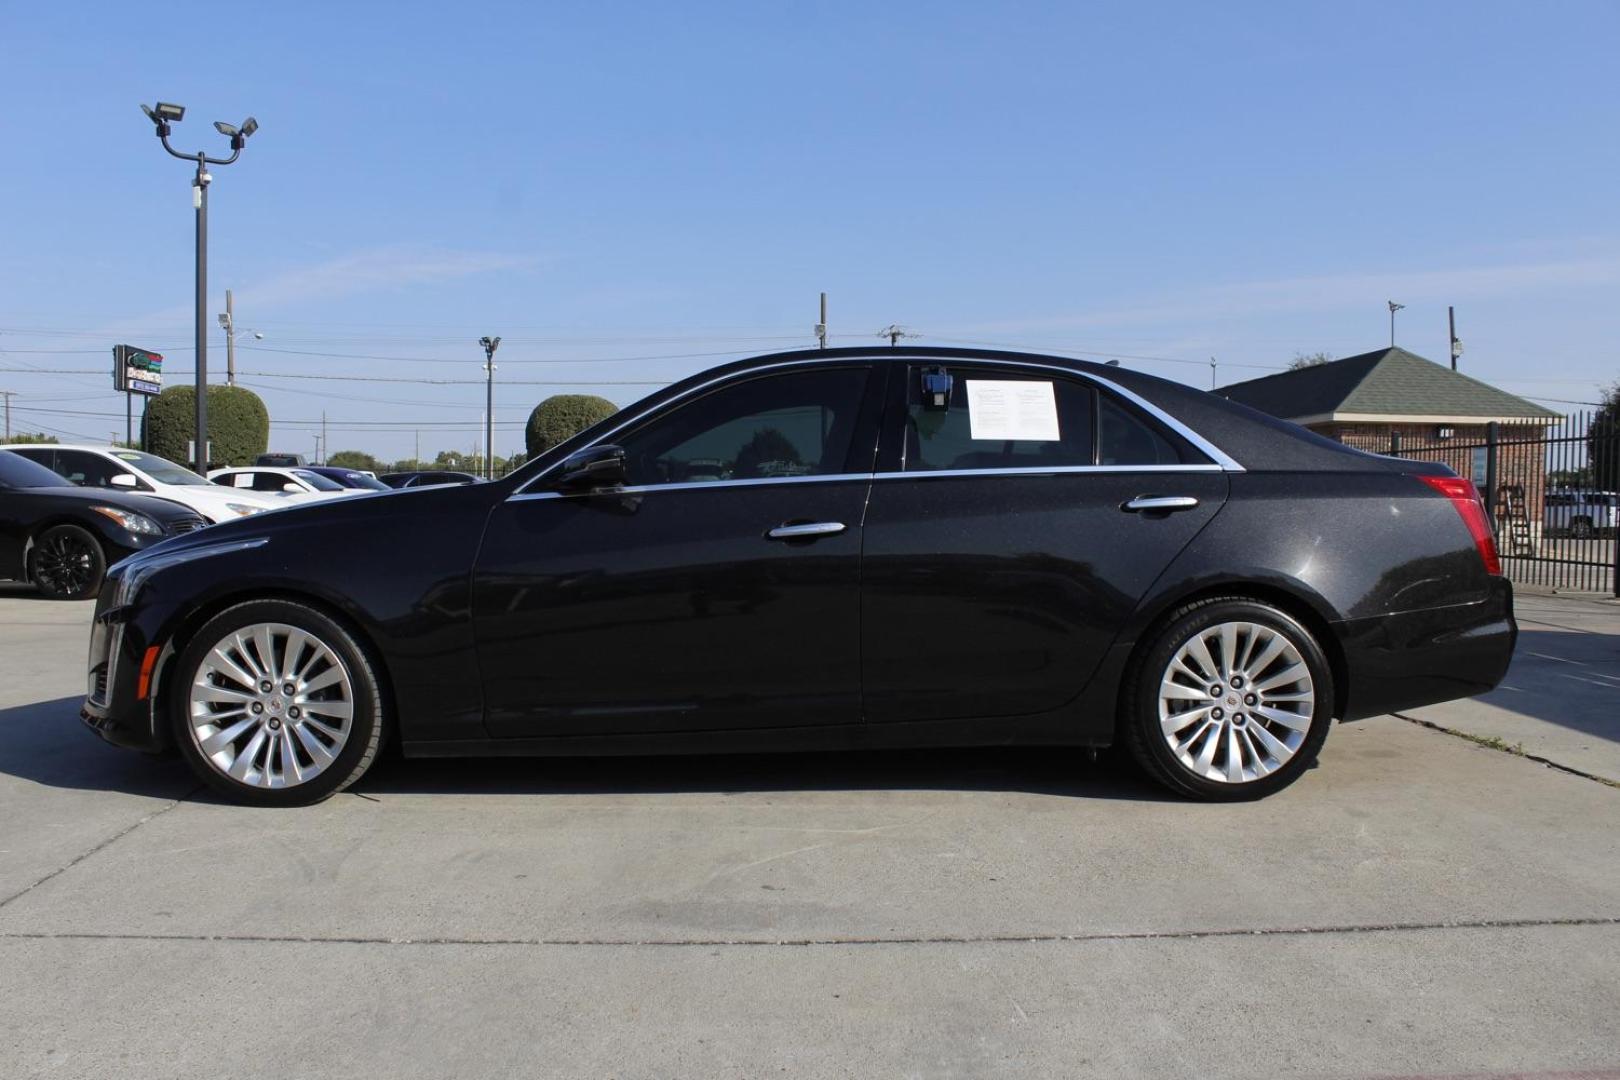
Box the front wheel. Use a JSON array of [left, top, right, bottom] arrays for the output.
[[1123, 598, 1335, 801], [29, 524, 107, 600], [1569, 517, 1594, 539], [171, 599, 385, 806]]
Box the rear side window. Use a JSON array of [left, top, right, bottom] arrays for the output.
[[903, 368, 1095, 472], [1098, 395, 1197, 466], [55, 450, 128, 489]]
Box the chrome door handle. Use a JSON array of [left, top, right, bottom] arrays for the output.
[[766, 521, 847, 540], [1122, 495, 1200, 513]]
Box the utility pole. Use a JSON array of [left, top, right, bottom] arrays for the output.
[[1448, 306, 1463, 371], [320, 411, 327, 465], [880, 324, 910, 347], [312, 435, 321, 464], [0, 389, 12, 439], [479, 336, 501, 479], [224, 289, 236, 386], [415, 430, 420, 465], [1388, 300, 1405, 348], [1209, 357, 1218, 390], [140, 102, 259, 475], [816, 292, 828, 349]]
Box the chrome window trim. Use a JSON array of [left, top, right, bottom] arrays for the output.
[[506, 464, 1225, 502], [510, 353, 1243, 501]]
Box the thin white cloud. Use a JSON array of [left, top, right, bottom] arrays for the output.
[[935, 253, 1620, 335]]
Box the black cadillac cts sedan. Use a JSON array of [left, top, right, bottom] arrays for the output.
[[82, 348, 1515, 805]]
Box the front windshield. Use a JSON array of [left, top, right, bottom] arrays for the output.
[[339, 472, 389, 490], [290, 469, 345, 492], [0, 449, 72, 489], [110, 450, 211, 485]]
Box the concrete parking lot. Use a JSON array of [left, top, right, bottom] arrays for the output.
[[1, 586, 1617, 1079]]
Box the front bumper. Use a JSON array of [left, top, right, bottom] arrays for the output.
[[1337, 576, 1517, 722], [80, 594, 167, 754]]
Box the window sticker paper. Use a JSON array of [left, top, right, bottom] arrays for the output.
[[965, 380, 1061, 441]]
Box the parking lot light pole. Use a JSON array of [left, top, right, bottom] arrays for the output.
[[480, 336, 500, 479], [140, 103, 258, 473]]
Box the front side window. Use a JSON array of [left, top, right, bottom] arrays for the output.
[[615, 367, 871, 487], [110, 450, 210, 486], [903, 367, 1095, 472], [55, 450, 130, 489]]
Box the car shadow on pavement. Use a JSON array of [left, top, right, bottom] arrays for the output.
[[0, 696, 193, 798], [355, 745, 1177, 802], [1481, 628, 1620, 744], [1, 696, 1177, 803]]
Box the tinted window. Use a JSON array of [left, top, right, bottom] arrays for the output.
[[1097, 395, 1194, 466], [247, 472, 291, 492], [291, 470, 344, 491], [617, 368, 871, 487], [55, 450, 131, 489], [903, 367, 1095, 472], [9, 448, 55, 471], [109, 450, 211, 485], [0, 450, 70, 489]]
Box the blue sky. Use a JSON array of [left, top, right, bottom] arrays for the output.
[[3, 1, 1617, 461]]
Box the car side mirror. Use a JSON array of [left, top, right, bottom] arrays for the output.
[[282, 482, 303, 494], [110, 474, 138, 489], [556, 445, 627, 491]]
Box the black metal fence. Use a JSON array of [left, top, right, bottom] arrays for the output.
[[1386, 410, 1618, 596]]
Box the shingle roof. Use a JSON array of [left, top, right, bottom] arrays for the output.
[[1219, 347, 1559, 422]]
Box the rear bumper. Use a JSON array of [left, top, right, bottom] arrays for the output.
[[1337, 576, 1517, 721]]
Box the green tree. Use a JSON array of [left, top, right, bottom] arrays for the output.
[[327, 450, 382, 472], [1288, 351, 1334, 370], [525, 395, 617, 458], [143, 385, 269, 467], [1589, 380, 1620, 491], [0, 432, 59, 445]]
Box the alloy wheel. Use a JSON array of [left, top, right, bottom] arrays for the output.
[[34, 531, 98, 597], [188, 622, 355, 789], [1157, 620, 1316, 784]]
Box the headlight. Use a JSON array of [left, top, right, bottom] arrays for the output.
[[224, 502, 265, 517], [90, 506, 164, 536]]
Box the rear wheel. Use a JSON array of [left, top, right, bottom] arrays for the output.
[[171, 599, 385, 806], [1123, 598, 1334, 801], [1570, 517, 1594, 539], [29, 524, 107, 600]]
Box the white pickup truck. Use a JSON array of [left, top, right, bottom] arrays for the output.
[[1543, 490, 1619, 537]]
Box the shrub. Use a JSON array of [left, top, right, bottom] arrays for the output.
[[143, 384, 269, 468], [327, 450, 382, 472], [525, 395, 618, 458]]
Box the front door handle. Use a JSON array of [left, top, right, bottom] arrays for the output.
[[766, 521, 847, 541], [1122, 495, 1200, 513]]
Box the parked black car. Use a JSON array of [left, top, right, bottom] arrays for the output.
[[378, 470, 481, 488], [82, 348, 1515, 805], [0, 450, 207, 600], [304, 466, 391, 491]]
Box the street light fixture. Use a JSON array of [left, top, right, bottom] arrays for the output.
[[140, 100, 259, 474], [480, 336, 501, 480]]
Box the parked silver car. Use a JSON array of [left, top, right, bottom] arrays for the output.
[[1543, 489, 1619, 537]]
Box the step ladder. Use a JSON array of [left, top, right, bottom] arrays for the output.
[[1496, 484, 1534, 555]]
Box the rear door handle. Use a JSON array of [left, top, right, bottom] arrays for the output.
[[1122, 495, 1200, 513], [766, 521, 847, 540]]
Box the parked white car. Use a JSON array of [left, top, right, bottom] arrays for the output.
[[6, 445, 283, 524], [208, 466, 368, 503], [1543, 490, 1620, 538]]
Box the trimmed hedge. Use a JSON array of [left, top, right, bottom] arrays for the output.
[[143, 384, 269, 468], [327, 450, 383, 472], [526, 394, 618, 458]]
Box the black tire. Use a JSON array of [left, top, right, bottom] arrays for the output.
[[1121, 597, 1335, 801], [171, 599, 386, 807], [28, 523, 107, 600], [1570, 517, 1594, 539]]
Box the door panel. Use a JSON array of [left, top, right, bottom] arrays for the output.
[[861, 471, 1227, 722], [473, 480, 868, 736]]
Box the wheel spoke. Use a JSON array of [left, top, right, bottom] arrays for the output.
[[1244, 634, 1288, 681], [1224, 724, 1244, 783], [195, 684, 257, 707], [1253, 702, 1311, 732], [1247, 719, 1296, 764], [207, 645, 260, 692], [1159, 680, 1211, 702], [232, 633, 267, 681], [280, 629, 311, 682], [229, 728, 269, 782], [1187, 634, 1221, 682], [200, 716, 257, 757], [1254, 663, 1307, 692], [1217, 623, 1238, 679], [302, 699, 352, 721], [293, 722, 336, 767], [301, 666, 344, 695]]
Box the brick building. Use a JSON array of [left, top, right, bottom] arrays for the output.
[[1219, 347, 1559, 543]]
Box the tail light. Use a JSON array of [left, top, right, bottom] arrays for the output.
[[1416, 474, 1501, 576]]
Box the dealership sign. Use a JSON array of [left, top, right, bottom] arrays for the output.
[[113, 345, 163, 395]]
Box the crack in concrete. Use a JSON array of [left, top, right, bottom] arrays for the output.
[[1393, 712, 1620, 789], [2, 915, 1615, 950], [0, 784, 204, 913]]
